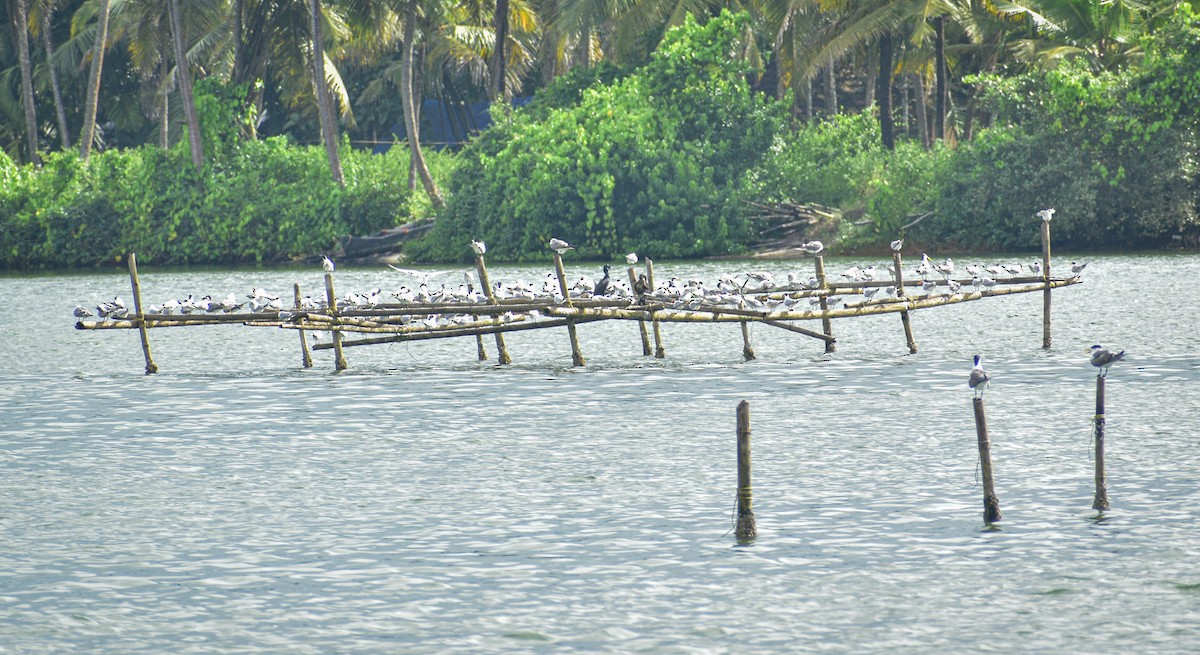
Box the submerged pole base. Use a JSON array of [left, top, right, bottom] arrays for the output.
[[735, 510, 757, 540]]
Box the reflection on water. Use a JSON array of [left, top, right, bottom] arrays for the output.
[[3, 254, 1200, 653]]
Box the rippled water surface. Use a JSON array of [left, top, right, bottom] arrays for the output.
[[3, 253, 1200, 653]]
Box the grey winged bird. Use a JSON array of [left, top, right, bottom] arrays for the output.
[[1090, 345, 1126, 377], [548, 238, 575, 254], [969, 355, 990, 398]]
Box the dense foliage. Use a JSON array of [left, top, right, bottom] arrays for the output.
[[410, 12, 784, 262]]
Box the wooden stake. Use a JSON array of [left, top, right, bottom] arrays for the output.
[[894, 252, 917, 353], [126, 253, 158, 374], [628, 265, 652, 356], [294, 283, 313, 368], [814, 255, 835, 353], [475, 334, 489, 361], [972, 396, 1002, 523], [735, 400, 756, 540], [1093, 375, 1110, 511], [646, 258, 665, 358], [1041, 220, 1053, 349], [739, 301, 756, 361], [324, 272, 348, 371], [475, 253, 511, 364], [552, 252, 586, 367]]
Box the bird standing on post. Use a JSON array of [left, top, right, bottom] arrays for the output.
[[470, 240, 486, 255], [969, 355, 990, 398], [548, 238, 574, 254], [1037, 208, 1055, 222], [625, 252, 638, 265], [322, 255, 335, 273], [633, 273, 651, 302], [799, 240, 823, 255], [1090, 345, 1126, 377], [594, 265, 612, 296], [890, 238, 904, 252]]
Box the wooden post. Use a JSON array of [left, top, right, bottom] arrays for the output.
[[893, 252, 917, 354], [1092, 375, 1110, 511], [735, 400, 756, 539], [324, 272, 348, 371], [739, 301, 756, 361], [814, 255, 836, 353], [628, 265, 652, 355], [475, 254, 511, 364], [294, 283, 313, 368], [972, 397, 1002, 524], [475, 334, 489, 361], [646, 258, 665, 358], [1041, 220, 1052, 349], [552, 252, 586, 367], [126, 253, 159, 374]]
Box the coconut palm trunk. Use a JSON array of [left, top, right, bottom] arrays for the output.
[[490, 0, 509, 101], [876, 33, 894, 150], [39, 6, 71, 149], [79, 0, 111, 160], [168, 0, 205, 171], [400, 0, 443, 208], [308, 0, 345, 186], [14, 0, 41, 165], [934, 15, 946, 140]]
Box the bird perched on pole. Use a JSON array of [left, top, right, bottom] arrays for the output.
[[548, 238, 574, 254], [969, 355, 990, 398], [798, 240, 823, 255], [322, 255, 335, 273], [1089, 345, 1126, 377], [890, 238, 904, 252], [633, 273, 651, 302], [470, 240, 486, 256], [594, 265, 612, 296], [625, 252, 638, 265], [1037, 208, 1055, 222]]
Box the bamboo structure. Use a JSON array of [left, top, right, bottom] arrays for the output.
[[894, 252, 917, 354], [735, 400, 756, 540], [814, 255, 835, 353], [294, 283, 313, 368], [973, 396, 1002, 523], [475, 253, 511, 364], [646, 259, 665, 358], [126, 253, 158, 375], [739, 301, 756, 361], [1093, 376, 1110, 511], [628, 265, 652, 356], [552, 252, 586, 367], [324, 272, 348, 371], [1041, 220, 1053, 349]]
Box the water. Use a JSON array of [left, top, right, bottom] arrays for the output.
[[3, 253, 1200, 653]]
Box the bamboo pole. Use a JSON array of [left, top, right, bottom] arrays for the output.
[[294, 283, 312, 368], [973, 396, 1002, 523], [628, 265, 652, 355], [475, 253, 511, 364], [894, 252, 917, 354], [126, 253, 159, 374], [1093, 375, 1110, 511], [552, 252, 586, 367], [310, 315, 608, 350], [324, 272, 348, 371], [762, 319, 837, 343], [1041, 220, 1053, 349], [814, 256, 835, 353], [646, 258, 665, 358], [738, 301, 756, 361], [475, 334, 489, 361], [735, 400, 756, 540]]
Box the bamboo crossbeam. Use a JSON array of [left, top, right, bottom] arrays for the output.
[[762, 320, 837, 343], [311, 315, 608, 349]]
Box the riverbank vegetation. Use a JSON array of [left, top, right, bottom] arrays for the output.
[[2, 2, 1198, 268]]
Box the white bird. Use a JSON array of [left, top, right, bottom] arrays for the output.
[[1037, 208, 1055, 222], [548, 238, 575, 254], [1070, 261, 1088, 276], [1029, 261, 1043, 276], [322, 255, 335, 273], [890, 238, 904, 252], [73, 305, 93, 318], [625, 252, 638, 265], [1090, 345, 1126, 377], [969, 355, 990, 398], [799, 240, 824, 255], [470, 240, 486, 255]]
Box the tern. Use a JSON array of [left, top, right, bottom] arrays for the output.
[[548, 238, 575, 254], [322, 255, 335, 273], [1089, 345, 1126, 377], [470, 240, 486, 256], [969, 355, 990, 398], [73, 305, 93, 318], [1037, 208, 1055, 222], [1070, 261, 1088, 276], [625, 252, 638, 265], [890, 238, 904, 252], [799, 240, 824, 255]]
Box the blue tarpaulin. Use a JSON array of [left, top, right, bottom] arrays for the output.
[[375, 97, 532, 153]]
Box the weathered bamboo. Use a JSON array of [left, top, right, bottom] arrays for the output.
[[475, 334, 489, 361], [126, 253, 159, 374], [1093, 375, 1110, 511], [286, 314, 519, 335], [894, 252, 917, 354], [311, 315, 608, 349], [761, 320, 837, 343], [646, 258, 665, 358], [552, 252, 586, 367], [294, 283, 312, 368], [973, 396, 1002, 523], [1041, 220, 1053, 349], [738, 301, 756, 361], [475, 253, 512, 364], [324, 272, 348, 371], [814, 256, 835, 353], [735, 400, 756, 540], [628, 265, 652, 355]]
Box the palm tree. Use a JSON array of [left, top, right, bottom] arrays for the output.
[[79, 0, 111, 160], [309, 0, 345, 185], [167, 0, 204, 170], [35, 0, 71, 148], [399, 0, 442, 206], [13, 0, 41, 164]]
